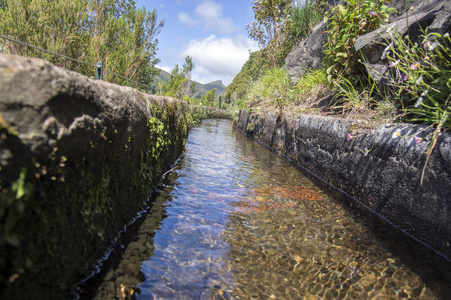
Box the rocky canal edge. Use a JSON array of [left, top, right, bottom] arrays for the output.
[[235, 109, 451, 290], [0, 54, 230, 300]]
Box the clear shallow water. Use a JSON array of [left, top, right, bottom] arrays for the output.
[[94, 119, 439, 299]]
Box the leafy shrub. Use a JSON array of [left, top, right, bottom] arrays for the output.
[[323, 0, 388, 82]]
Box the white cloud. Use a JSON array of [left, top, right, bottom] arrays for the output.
[[181, 35, 259, 85], [177, 12, 197, 27], [178, 0, 237, 34], [156, 65, 172, 74]]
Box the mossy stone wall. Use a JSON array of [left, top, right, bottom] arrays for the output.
[[0, 55, 190, 299]]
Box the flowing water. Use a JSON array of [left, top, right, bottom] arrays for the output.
[[91, 119, 443, 299]]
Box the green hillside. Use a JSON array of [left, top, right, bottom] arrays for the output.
[[155, 68, 226, 99]]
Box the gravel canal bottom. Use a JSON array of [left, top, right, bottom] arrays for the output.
[[87, 119, 443, 299]]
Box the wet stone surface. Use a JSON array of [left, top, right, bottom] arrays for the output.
[[93, 119, 441, 299]]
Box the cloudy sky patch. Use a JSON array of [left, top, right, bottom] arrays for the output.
[[182, 35, 258, 85], [178, 1, 237, 34], [136, 0, 257, 85]]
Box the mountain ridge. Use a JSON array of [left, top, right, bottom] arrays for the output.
[[155, 68, 226, 99]]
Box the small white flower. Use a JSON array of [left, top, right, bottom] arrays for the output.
[[444, 32, 449, 38], [392, 130, 401, 139], [381, 42, 394, 60], [421, 90, 429, 97], [428, 42, 439, 51], [415, 76, 423, 85], [415, 97, 423, 108], [389, 60, 400, 67]]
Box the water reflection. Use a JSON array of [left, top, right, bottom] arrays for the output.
[[96, 119, 439, 299]]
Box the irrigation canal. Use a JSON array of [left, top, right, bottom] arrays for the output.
[[79, 119, 444, 299]]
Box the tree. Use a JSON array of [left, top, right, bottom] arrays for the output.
[[160, 64, 186, 99], [202, 88, 217, 103], [0, 0, 164, 91], [246, 0, 292, 64], [181, 55, 195, 97], [161, 55, 195, 100]]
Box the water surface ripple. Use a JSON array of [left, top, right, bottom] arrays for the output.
[[98, 119, 439, 299]]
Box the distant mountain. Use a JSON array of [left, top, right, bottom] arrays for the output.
[[154, 68, 226, 99]]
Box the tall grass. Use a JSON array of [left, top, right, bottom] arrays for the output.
[[247, 67, 295, 110], [290, 0, 324, 42], [296, 68, 330, 104]]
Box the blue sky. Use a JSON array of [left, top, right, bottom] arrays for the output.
[[135, 0, 259, 85]]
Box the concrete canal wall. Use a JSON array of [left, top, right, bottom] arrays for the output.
[[235, 110, 451, 269], [0, 54, 197, 299]]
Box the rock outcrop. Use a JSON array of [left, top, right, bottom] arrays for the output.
[[285, 20, 328, 83], [0, 55, 190, 299]]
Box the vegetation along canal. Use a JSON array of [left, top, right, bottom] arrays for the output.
[[87, 119, 444, 299]]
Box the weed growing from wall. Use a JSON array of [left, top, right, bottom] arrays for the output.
[[187, 106, 209, 127], [148, 117, 170, 158]]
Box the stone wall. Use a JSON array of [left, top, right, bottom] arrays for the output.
[[235, 110, 451, 269], [0, 55, 191, 299]]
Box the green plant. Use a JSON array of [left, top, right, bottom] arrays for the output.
[[201, 88, 217, 104], [296, 68, 331, 104], [331, 75, 376, 118], [247, 0, 293, 65], [0, 0, 164, 91], [247, 66, 295, 111], [382, 31, 451, 183], [187, 106, 209, 127], [148, 117, 170, 158], [323, 0, 389, 82], [384, 31, 451, 128]]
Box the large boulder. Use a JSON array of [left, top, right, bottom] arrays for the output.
[[285, 21, 328, 83]]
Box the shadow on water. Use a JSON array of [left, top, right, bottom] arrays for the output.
[[80, 119, 449, 299]]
